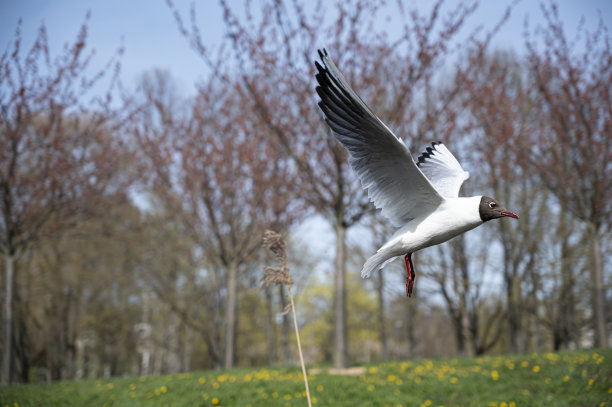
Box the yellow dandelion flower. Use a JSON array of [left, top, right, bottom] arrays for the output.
[[243, 374, 251, 382], [129, 391, 136, 398], [368, 367, 378, 374], [491, 370, 500, 381], [415, 376, 422, 383], [139, 376, 146, 382], [424, 400, 432, 406], [545, 378, 552, 384], [500, 402, 508, 407], [368, 384, 376, 391], [598, 402, 605, 407], [199, 377, 206, 384], [212, 382, 220, 389], [312, 396, 318, 404], [450, 377, 458, 384], [532, 365, 540, 373], [563, 375, 569, 382], [388, 374, 397, 382], [395, 378, 403, 385], [202, 394, 209, 400], [129, 383, 136, 390], [509, 402, 516, 407], [316, 385, 324, 392], [596, 357, 605, 365], [154, 388, 160, 396], [218, 374, 227, 383], [160, 385, 167, 393], [588, 379, 595, 386], [521, 361, 529, 368], [106, 383, 114, 390], [284, 394, 292, 400], [212, 397, 220, 405], [608, 387, 612, 394], [272, 392, 279, 398]]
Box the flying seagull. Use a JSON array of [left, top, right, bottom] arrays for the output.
[[314, 49, 519, 297]]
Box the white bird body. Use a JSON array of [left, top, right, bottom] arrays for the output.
[[364, 196, 483, 277], [314, 49, 518, 296]]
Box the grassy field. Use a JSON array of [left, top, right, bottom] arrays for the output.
[[1, 349, 610, 407]]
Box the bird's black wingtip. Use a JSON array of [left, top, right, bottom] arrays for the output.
[[417, 144, 438, 166], [314, 60, 324, 73], [317, 48, 329, 61]]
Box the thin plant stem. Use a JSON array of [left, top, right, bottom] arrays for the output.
[[289, 288, 312, 407], [262, 230, 311, 406]]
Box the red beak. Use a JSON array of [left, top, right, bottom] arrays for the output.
[[501, 211, 519, 219]]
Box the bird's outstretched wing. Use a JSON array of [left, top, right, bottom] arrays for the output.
[[416, 142, 469, 198], [315, 49, 443, 225]]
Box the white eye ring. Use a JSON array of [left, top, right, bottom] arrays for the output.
[[489, 202, 496, 209]]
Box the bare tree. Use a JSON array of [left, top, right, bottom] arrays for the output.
[[524, 3, 611, 347], [539, 201, 590, 350], [459, 49, 551, 353], [0, 16, 126, 384], [131, 68, 299, 368]]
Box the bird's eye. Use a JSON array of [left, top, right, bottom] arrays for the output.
[[489, 202, 496, 209]]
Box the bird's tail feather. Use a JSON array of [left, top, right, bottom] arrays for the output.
[[361, 250, 398, 278]]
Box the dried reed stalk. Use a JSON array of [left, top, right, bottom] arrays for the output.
[[262, 230, 312, 407]]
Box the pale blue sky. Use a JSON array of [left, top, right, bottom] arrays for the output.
[[2, 0, 610, 96]]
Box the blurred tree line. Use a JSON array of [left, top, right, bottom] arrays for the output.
[[0, 1, 610, 384]]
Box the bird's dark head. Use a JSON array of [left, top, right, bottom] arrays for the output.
[[479, 196, 519, 222]]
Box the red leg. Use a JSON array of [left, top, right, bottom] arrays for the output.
[[404, 253, 415, 297]]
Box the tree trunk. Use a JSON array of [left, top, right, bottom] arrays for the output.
[[2, 253, 15, 385], [224, 261, 238, 369], [264, 287, 277, 365], [469, 312, 480, 356], [589, 224, 608, 348], [181, 326, 192, 372], [376, 271, 388, 360], [559, 205, 576, 349], [505, 271, 521, 354], [333, 221, 347, 369], [455, 314, 467, 356], [500, 217, 521, 354]]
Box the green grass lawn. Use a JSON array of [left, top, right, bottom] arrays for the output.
[[1, 349, 610, 407]]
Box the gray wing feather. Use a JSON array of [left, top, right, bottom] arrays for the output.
[[315, 49, 443, 225]]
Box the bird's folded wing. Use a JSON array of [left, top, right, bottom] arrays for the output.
[[315, 49, 443, 225], [416, 142, 470, 199]]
